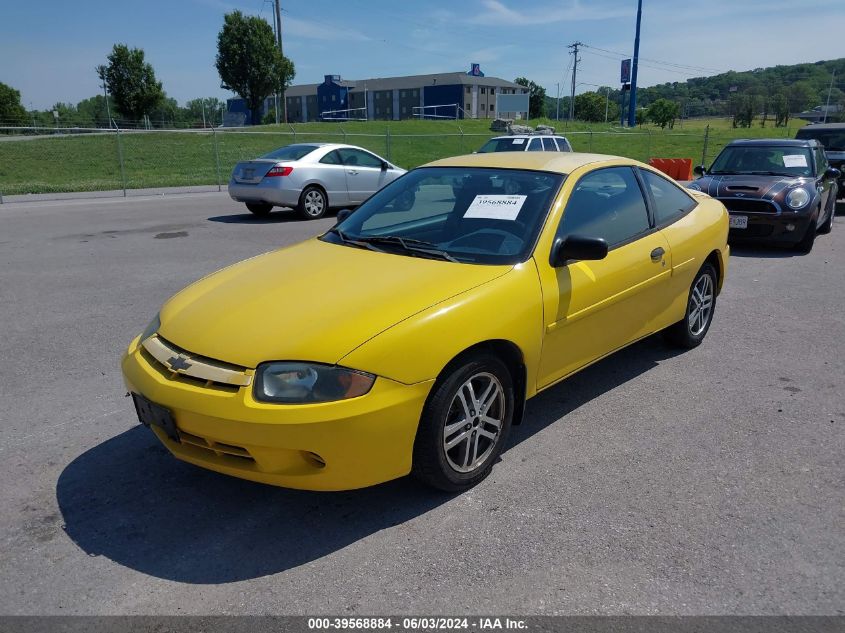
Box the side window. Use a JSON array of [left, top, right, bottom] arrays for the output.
[[339, 148, 383, 168], [542, 137, 557, 151], [639, 169, 697, 226], [319, 150, 342, 165], [557, 167, 650, 247], [815, 148, 828, 175], [555, 137, 572, 152], [526, 138, 543, 152]]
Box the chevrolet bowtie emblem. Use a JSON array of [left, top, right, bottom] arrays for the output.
[[167, 355, 192, 371]]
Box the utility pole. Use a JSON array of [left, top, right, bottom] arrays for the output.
[[627, 0, 643, 127], [823, 69, 836, 124], [556, 82, 560, 120], [274, 0, 288, 124], [568, 42, 582, 121]]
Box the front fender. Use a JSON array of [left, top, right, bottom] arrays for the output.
[[338, 263, 545, 395]]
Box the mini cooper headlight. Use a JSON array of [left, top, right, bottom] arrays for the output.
[[786, 188, 810, 209], [139, 314, 161, 342], [254, 362, 375, 404]]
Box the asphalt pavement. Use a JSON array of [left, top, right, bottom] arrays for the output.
[[0, 192, 842, 615]]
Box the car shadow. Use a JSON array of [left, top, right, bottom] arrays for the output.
[[729, 243, 801, 259], [57, 335, 682, 584], [207, 209, 306, 224]]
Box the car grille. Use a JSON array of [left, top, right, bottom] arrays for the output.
[[720, 198, 779, 214], [178, 431, 255, 463], [141, 335, 251, 392]]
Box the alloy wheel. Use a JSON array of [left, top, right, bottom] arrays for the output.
[[442, 372, 505, 473], [688, 273, 714, 336]]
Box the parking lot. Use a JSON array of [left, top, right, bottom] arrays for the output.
[[0, 192, 842, 615]]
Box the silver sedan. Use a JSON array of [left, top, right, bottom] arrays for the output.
[[228, 143, 406, 219]]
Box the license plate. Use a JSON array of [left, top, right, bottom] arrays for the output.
[[131, 393, 179, 441], [729, 215, 748, 229]]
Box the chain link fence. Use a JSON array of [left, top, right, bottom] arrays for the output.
[[0, 123, 800, 201]]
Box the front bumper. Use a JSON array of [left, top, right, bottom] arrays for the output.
[[121, 337, 433, 491], [725, 210, 813, 245], [228, 181, 301, 208]]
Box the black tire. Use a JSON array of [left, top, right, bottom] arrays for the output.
[[818, 203, 834, 235], [246, 202, 272, 216], [663, 262, 718, 349], [412, 353, 514, 492], [297, 186, 328, 220], [795, 216, 817, 253]]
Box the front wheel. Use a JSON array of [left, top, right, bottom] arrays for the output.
[[795, 219, 817, 253], [297, 186, 328, 220], [663, 262, 718, 349], [412, 354, 514, 492], [818, 203, 834, 235]]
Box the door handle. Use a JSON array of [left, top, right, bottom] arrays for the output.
[[650, 247, 665, 261]]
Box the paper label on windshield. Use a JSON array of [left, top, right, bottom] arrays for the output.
[[783, 154, 808, 168], [511, 138, 525, 144], [464, 195, 527, 220]]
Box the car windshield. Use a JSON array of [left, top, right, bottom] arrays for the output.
[[795, 129, 845, 151], [261, 144, 320, 161], [322, 167, 565, 265], [478, 138, 530, 153], [709, 146, 813, 177]]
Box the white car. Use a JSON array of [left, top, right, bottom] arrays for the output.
[[477, 135, 573, 154], [229, 143, 406, 219]]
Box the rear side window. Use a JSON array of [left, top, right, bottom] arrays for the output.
[[319, 150, 342, 165], [557, 167, 650, 248], [639, 169, 697, 226], [542, 137, 557, 151], [555, 137, 572, 152], [526, 138, 543, 152], [261, 144, 319, 160]]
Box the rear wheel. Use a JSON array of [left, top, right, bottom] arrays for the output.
[[412, 353, 514, 492], [297, 186, 328, 220], [663, 262, 718, 349], [246, 202, 272, 216]]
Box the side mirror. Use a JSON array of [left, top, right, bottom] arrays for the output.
[[381, 161, 389, 171], [550, 235, 609, 267], [335, 208, 353, 224], [825, 167, 841, 180], [693, 164, 706, 177]]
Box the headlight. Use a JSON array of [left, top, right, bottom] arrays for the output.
[[254, 362, 375, 404], [139, 314, 160, 342], [786, 188, 810, 209], [687, 183, 702, 191]]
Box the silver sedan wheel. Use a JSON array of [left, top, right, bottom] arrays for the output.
[[688, 273, 714, 336], [303, 189, 325, 217], [442, 372, 505, 473]]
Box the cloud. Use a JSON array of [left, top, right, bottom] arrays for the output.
[[468, 0, 629, 26], [284, 16, 370, 42]]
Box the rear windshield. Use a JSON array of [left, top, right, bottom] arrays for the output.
[[261, 145, 320, 161], [795, 128, 845, 151], [478, 138, 529, 153]]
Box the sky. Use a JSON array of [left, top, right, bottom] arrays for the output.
[[2, 0, 845, 110]]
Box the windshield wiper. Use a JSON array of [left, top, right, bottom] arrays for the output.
[[351, 234, 459, 262], [326, 227, 387, 253]]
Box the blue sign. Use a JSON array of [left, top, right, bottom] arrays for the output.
[[467, 63, 485, 77], [621, 59, 631, 84]]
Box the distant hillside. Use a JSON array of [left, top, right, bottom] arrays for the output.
[[549, 58, 845, 121]]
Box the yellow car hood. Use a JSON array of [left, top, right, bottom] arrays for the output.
[[158, 238, 512, 369]]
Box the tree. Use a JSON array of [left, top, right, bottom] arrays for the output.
[[574, 90, 617, 123], [186, 97, 225, 126], [635, 108, 647, 127], [216, 11, 295, 125], [772, 92, 790, 127], [0, 82, 28, 126], [76, 95, 112, 127], [646, 98, 680, 129], [97, 44, 164, 123], [514, 77, 546, 119], [730, 93, 756, 128]]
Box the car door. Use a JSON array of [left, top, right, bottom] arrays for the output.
[[535, 166, 672, 389], [317, 149, 351, 207], [813, 146, 834, 224], [339, 148, 392, 204]]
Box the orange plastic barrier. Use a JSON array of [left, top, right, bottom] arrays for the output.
[[648, 158, 693, 181]]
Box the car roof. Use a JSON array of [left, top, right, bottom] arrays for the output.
[[490, 134, 568, 139], [797, 123, 845, 131], [726, 138, 819, 148], [425, 151, 637, 175]]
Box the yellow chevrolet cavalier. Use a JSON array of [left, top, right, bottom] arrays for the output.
[[122, 152, 729, 492]]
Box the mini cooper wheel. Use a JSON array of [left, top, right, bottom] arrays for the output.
[[246, 202, 273, 216], [663, 262, 717, 349], [412, 354, 514, 492], [297, 186, 328, 220], [795, 213, 818, 253], [818, 204, 834, 235]]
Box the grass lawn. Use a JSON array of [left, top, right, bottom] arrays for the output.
[[0, 117, 806, 195]]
